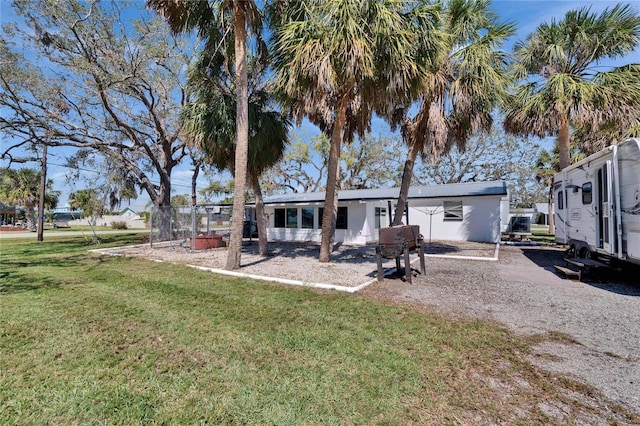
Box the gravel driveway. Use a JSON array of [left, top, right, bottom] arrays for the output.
[[363, 244, 640, 414]]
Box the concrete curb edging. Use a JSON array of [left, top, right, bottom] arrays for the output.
[[89, 242, 500, 294]]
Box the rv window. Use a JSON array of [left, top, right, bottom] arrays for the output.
[[443, 201, 463, 221], [557, 192, 563, 210], [274, 208, 285, 228], [582, 182, 592, 204]]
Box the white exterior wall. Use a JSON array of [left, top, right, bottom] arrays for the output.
[[70, 214, 146, 229], [264, 202, 369, 245], [264, 195, 505, 245], [407, 196, 503, 243]]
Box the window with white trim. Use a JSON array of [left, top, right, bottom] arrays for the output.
[[301, 207, 314, 229], [375, 207, 387, 229], [286, 208, 298, 228], [274, 208, 285, 228], [443, 201, 463, 221], [318, 206, 348, 229]]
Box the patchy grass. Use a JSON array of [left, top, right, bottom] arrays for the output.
[[0, 237, 637, 424], [529, 225, 557, 245]]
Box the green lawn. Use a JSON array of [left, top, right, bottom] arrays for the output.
[[530, 224, 556, 245], [0, 236, 635, 424]]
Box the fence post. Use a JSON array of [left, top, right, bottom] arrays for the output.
[[169, 206, 173, 244], [191, 205, 196, 252], [149, 208, 154, 248]]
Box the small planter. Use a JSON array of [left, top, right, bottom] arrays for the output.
[[191, 234, 225, 250]]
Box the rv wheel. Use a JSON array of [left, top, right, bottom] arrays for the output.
[[580, 248, 595, 260]]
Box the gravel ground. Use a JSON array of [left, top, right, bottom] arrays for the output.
[[364, 244, 640, 417], [98, 240, 496, 289], [97, 240, 640, 418]]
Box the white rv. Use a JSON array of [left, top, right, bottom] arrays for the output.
[[554, 138, 640, 266]]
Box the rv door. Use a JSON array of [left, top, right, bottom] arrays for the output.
[[597, 161, 615, 254]]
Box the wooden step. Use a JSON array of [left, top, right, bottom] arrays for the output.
[[554, 265, 582, 281], [564, 257, 608, 269]]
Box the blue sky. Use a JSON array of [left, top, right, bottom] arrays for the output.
[[1, 0, 638, 211]]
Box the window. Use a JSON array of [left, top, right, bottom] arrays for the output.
[[336, 206, 348, 229], [582, 182, 592, 204], [274, 209, 285, 228], [375, 207, 387, 229], [557, 191, 564, 210], [301, 207, 314, 229], [318, 206, 348, 229], [286, 208, 298, 228], [443, 201, 463, 221]]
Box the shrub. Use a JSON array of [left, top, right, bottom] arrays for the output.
[[140, 211, 150, 225], [111, 221, 128, 230]]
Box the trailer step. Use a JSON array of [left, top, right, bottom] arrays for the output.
[[554, 265, 582, 281], [563, 257, 608, 269]]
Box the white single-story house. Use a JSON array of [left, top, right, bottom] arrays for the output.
[[120, 207, 141, 220], [261, 181, 509, 244], [70, 207, 146, 229], [508, 203, 554, 227], [534, 202, 553, 225]]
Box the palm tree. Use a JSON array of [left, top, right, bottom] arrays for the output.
[[148, 0, 262, 270], [181, 58, 290, 256], [269, 0, 425, 262], [535, 142, 586, 234], [535, 149, 558, 235], [0, 168, 58, 231], [572, 64, 640, 154], [504, 4, 640, 171], [392, 0, 515, 225], [67, 188, 103, 220]]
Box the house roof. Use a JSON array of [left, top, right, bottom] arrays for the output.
[[263, 180, 508, 205], [0, 202, 17, 213]]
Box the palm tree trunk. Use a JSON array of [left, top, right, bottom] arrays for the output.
[[558, 121, 571, 171], [191, 160, 201, 207], [226, 3, 249, 270], [547, 180, 555, 235], [25, 205, 37, 232], [319, 96, 348, 262], [250, 173, 268, 256], [392, 140, 420, 226]]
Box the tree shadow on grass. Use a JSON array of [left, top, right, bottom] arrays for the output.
[[0, 273, 59, 294], [0, 256, 108, 295]]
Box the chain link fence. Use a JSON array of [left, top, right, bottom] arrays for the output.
[[149, 205, 234, 251]]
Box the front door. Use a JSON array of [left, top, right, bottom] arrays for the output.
[[597, 162, 615, 253]]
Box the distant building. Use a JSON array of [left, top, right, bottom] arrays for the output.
[[0, 202, 17, 226], [119, 207, 140, 220]]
